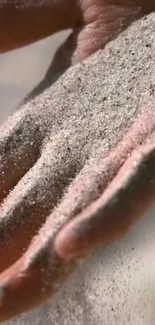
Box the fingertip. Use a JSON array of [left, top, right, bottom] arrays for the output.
[[0, 257, 43, 322], [0, 241, 76, 321], [55, 225, 87, 260], [0, 259, 24, 322], [55, 230, 75, 260]]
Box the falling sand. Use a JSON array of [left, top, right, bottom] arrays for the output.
[[3, 11, 155, 325]]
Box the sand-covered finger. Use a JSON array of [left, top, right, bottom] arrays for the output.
[[0, 133, 82, 272], [55, 136, 155, 259], [0, 245, 75, 322], [54, 109, 155, 258], [0, 107, 42, 202]]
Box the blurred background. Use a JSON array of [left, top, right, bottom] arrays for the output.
[[0, 30, 70, 123]]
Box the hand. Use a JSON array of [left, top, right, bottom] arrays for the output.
[[0, 65, 155, 321], [0, 0, 155, 322]]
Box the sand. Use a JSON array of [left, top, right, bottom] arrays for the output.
[[3, 11, 155, 325]]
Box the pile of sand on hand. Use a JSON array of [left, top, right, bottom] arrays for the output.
[[5, 12, 155, 325]]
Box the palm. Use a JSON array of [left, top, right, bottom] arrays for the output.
[[0, 0, 155, 322]]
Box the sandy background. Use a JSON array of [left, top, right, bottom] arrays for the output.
[[0, 26, 155, 325]]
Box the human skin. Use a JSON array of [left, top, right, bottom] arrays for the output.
[[0, 0, 155, 322]]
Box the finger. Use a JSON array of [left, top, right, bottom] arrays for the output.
[[0, 107, 41, 202], [56, 139, 155, 259], [0, 238, 75, 322], [55, 108, 155, 259], [0, 132, 81, 272], [71, 3, 144, 64], [0, 0, 79, 52]]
